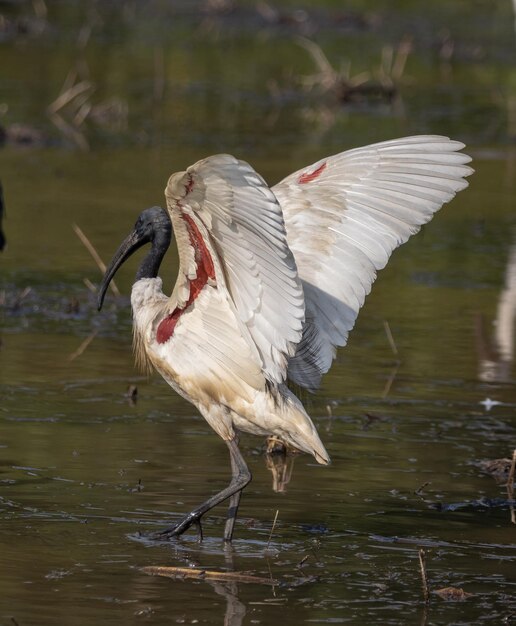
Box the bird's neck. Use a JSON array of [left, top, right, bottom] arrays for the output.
[[135, 232, 170, 281]]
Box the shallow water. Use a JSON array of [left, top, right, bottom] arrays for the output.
[[1, 1, 516, 624]]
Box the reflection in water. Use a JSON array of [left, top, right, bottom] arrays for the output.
[[476, 241, 516, 383], [264, 438, 295, 493], [133, 565, 250, 624], [210, 581, 246, 626]]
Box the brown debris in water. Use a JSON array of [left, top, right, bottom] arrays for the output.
[[434, 586, 474, 601], [478, 457, 514, 484]]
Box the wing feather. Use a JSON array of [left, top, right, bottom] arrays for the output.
[[273, 135, 473, 391], [165, 154, 305, 384]]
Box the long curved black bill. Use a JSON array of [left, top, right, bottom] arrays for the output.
[[97, 229, 147, 311]]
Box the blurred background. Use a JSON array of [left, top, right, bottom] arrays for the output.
[[1, 1, 516, 625]]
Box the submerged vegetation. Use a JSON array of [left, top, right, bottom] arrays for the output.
[[0, 0, 515, 151]]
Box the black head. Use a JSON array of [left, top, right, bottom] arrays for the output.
[[97, 206, 172, 311]]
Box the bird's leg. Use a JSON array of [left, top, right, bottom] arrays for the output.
[[152, 438, 251, 541], [223, 436, 246, 543]]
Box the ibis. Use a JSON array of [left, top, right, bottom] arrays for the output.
[[97, 135, 473, 542]]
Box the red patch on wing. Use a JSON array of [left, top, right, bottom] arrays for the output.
[[183, 214, 216, 286], [298, 161, 327, 184], [156, 214, 216, 344], [156, 309, 182, 344], [185, 174, 195, 195]]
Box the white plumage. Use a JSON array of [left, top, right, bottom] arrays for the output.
[[99, 134, 473, 541], [274, 135, 473, 390]]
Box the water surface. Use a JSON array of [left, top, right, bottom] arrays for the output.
[[1, 1, 515, 624]]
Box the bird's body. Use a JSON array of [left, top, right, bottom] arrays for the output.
[[98, 135, 473, 541], [132, 277, 329, 460]]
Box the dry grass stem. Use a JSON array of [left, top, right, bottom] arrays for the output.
[[391, 36, 412, 82], [142, 566, 278, 585], [47, 80, 94, 115], [382, 362, 400, 398], [60, 69, 78, 96], [297, 36, 338, 87], [418, 548, 430, 604], [68, 330, 99, 362], [73, 223, 120, 296], [49, 113, 89, 150], [383, 320, 399, 355], [266, 510, 280, 550], [296, 36, 410, 104], [265, 558, 277, 597], [83, 277, 97, 293]]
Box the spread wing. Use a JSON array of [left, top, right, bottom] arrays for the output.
[[273, 135, 474, 391], [165, 154, 305, 385]]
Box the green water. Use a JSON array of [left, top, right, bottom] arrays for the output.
[[1, 1, 515, 624]]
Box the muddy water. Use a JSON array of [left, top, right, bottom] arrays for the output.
[[1, 1, 516, 624]]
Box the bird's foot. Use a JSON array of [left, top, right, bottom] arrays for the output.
[[150, 512, 204, 542]]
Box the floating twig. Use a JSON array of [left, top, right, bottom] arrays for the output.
[[73, 223, 120, 296], [415, 481, 432, 499], [141, 565, 278, 585], [297, 554, 310, 569]]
